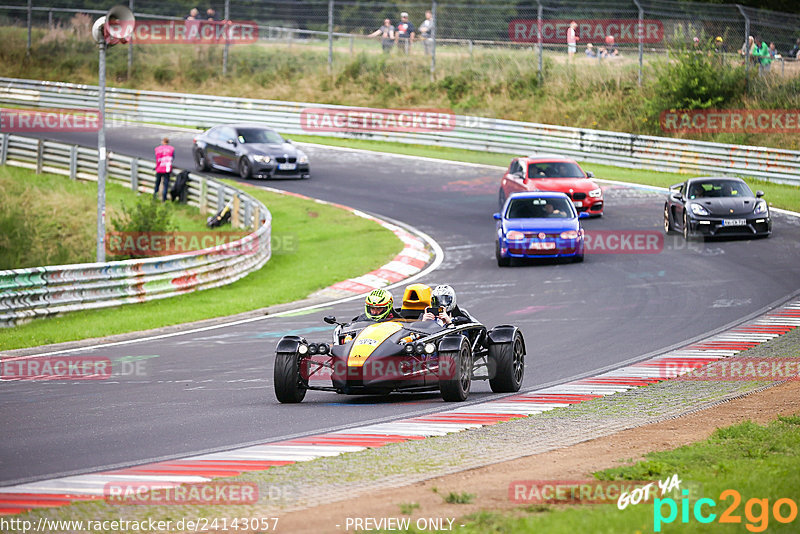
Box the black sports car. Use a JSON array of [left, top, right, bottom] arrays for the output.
[[273, 313, 525, 403], [664, 177, 771, 239], [193, 124, 310, 179]]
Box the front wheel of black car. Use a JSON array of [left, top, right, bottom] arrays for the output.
[[439, 339, 472, 402], [664, 205, 675, 234], [683, 212, 692, 240], [274, 352, 307, 403], [239, 157, 252, 179], [194, 149, 209, 171], [488, 332, 524, 393]]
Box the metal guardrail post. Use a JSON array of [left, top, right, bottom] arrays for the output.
[[48, 9, 52, 28], [127, 0, 134, 79], [200, 177, 207, 210], [349, 35, 353, 55], [232, 194, 240, 227], [130, 158, 138, 191], [327, 0, 333, 73], [536, 0, 543, 84], [217, 187, 225, 212], [430, 0, 437, 81], [35, 138, 43, 174], [736, 5, 750, 79], [0, 134, 8, 166], [69, 145, 77, 179], [97, 42, 108, 263], [244, 199, 252, 228]]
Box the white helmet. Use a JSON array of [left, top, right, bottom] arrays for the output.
[[432, 285, 456, 312]]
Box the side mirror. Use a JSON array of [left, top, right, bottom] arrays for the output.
[[323, 315, 337, 324], [285, 139, 293, 144], [586, 171, 595, 178], [756, 190, 765, 198], [493, 213, 502, 220], [578, 212, 589, 219], [226, 138, 237, 146]]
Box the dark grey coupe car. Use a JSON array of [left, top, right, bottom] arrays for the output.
[[664, 177, 771, 239], [193, 124, 310, 179]]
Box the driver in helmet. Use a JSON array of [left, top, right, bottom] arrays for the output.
[[421, 285, 475, 326], [353, 288, 397, 323]]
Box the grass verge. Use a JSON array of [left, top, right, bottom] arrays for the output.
[[292, 134, 800, 212], [0, 178, 402, 350], [0, 165, 212, 269], [452, 413, 800, 533]]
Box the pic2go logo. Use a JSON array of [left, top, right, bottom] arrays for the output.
[[654, 489, 798, 532]]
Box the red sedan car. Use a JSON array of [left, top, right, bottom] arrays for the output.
[[499, 156, 603, 217]]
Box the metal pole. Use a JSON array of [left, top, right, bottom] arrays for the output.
[[327, 0, 333, 73], [127, 0, 134, 79], [736, 5, 750, 78], [27, 0, 32, 55], [97, 43, 108, 263], [222, 0, 230, 76], [633, 0, 643, 86], [537, 0, 543, 84], [430, 0, 437, 81]]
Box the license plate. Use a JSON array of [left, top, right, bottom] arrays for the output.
[[278, 163, 296, 170], [530, 242, 556, 250], [572, 200, 583, 207], [722, 219, 746, 226]]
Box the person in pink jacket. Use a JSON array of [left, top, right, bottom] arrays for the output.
[[154, 137, 174, 202]]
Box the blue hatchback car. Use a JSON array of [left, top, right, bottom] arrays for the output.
[[494, 191, 585, 266]]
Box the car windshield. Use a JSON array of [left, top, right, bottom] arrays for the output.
[[527, 162, 585, 178], [236, 128, 283, 144], [506, 197, 574, 219], [687, 180, 753, 199]]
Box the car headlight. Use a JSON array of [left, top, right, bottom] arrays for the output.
[[690, 203, 709, 216], [252, 154, 271, 163], [560, 230, 579, 239], [588, 188, 602, 198], [506, 230, 525, 241], [424, 343, 436, 354], [297, 152, 309, 164], [754, 200, 768, 215]]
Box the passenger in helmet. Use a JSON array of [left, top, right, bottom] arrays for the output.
[[422, 285, 476, 326], [353, 288, 397, 323]]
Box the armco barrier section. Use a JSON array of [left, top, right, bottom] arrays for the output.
[[0, 133, 272, 327], [1, 77, 799, 184]]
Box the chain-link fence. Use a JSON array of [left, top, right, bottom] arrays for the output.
[[2, 0, 798, 81]]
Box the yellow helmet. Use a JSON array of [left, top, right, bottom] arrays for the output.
[[365, 289, 393, 321]]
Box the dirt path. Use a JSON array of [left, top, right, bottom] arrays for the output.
[[275, 378, 800, 533]]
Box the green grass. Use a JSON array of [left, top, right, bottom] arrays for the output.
[[0, 165, 212, 269], [291, 134, 800, 212], [0, 178, 402, 350], [447, 414, 800, 533]]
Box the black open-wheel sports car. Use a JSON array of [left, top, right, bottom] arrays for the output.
[[273, 289, 525, 403]]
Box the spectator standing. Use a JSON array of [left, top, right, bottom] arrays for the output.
[[789, 38, 800, 59], [395, 12, 415, 54], [755, 37, 772, 72], [567, 20, 578, 59], [769, 42, 781, 60], [154, 137, 174, 202], [205, 8, 218, 21], [419, 10, 434, 56], [714, 36, 725, 54], [185, 8, 201, 43], [369, 18, 395, 54], [740, 36, 755, 63]]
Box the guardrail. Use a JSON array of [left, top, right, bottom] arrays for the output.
[[1, 77, 798, 185], [0, 133, 272, 328]]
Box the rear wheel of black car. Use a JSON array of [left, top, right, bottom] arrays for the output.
[[274, 351, 307, 403], [496, 241, 510, 267], [439, 339, 472, 402], [194, 149, 209, 171], [664, 205, 675, 234], [238, 157, 252, 179], [488, 332, 524, 393]]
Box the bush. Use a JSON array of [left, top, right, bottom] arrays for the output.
[[111, 196, 175, 259]]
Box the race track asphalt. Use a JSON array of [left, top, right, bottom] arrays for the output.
[[2, 125, 799, 485]]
